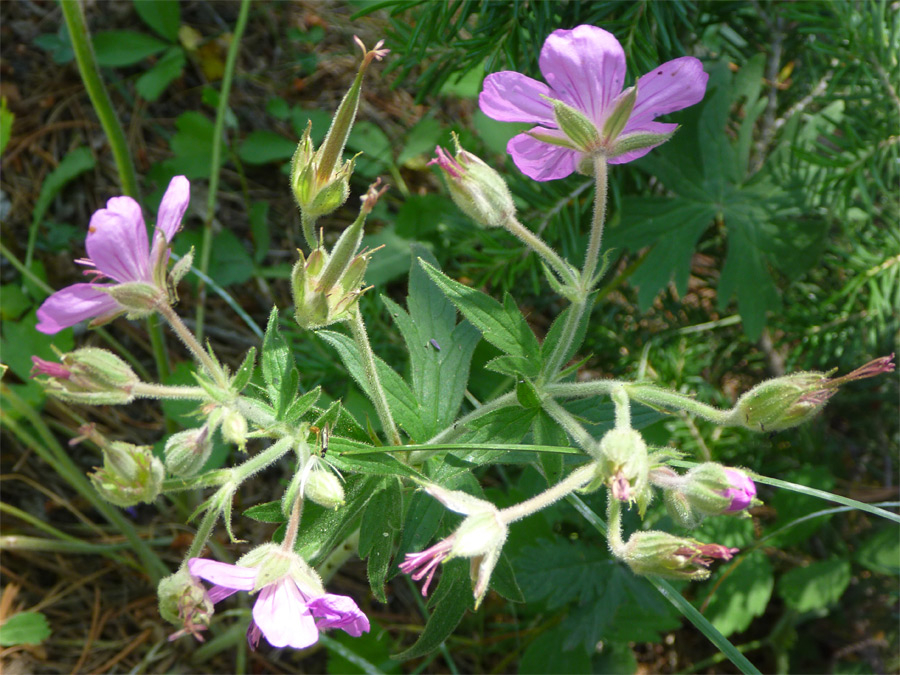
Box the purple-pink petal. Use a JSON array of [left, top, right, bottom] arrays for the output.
[[85, 208, 151, 283], [252, 579, 319, 649], [629, 57, 709, 128], [507, 132, 578, 181], [188, 558, 258, 591], [308, 594, 370, 637], [479, 72, 555, 125], [539, 25, 626, 124], [207, 585, 241, 604], [156, 176, 190, 242], [36, 284, 120, 334], [723, 470, 756, 512]]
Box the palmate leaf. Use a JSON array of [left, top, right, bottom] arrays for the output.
[[382, 246, 480, 440], [607, 58, 806, 340]]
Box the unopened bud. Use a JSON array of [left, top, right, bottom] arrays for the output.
[[655, 464, 757, 529], [90, 441, 164, 507], [430, 135, 516, 228], [221, 408, 248, 451], [303, 469, 345, 509], [165, 426, 213, 477]]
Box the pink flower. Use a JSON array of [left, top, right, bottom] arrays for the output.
[[722, 469, 757, 512], [188, 548, 369, 650], [36, 176, 190, 334], [479, 25, 708, 180]]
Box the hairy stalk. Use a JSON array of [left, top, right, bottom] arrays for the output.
[[501, 214, 577, 286], [156, 303, 228, 388], [500, 463, 595, 523], [540, 396, 596, 452], [350, 309, 402, 446], [131, 383, 209, 400], [281, 495, 304, 552], [623, 383, 735, 425], [182, 501, 223, 563], [540, 155, 610, 381], [196, 0, 252, 342]]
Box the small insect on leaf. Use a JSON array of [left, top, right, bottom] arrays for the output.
[[429, 339, 441, 351]]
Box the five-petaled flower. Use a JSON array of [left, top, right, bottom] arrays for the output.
[[479, 25, 708, 180], [36, 175, 190, 334], [189, 545, 369, 650]]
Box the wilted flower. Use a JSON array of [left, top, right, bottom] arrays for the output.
[[620, 530, 738, 581], [430, 135, 516, 228], [399, 484, 507, 608], [31, 348, 139, 405], [189, 545, 369, 650], [36, 176, 190, 333], [731, 355, 895, 432], [479, 25, 708, 180], [595, 427, 652, 515], [158, 569, 214, 642]]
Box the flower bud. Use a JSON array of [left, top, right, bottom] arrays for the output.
[[31, 349, 138, 405], [655, 464, 757, 529], [90, 441, 164, 507], [221, 408, 248, 451], [731, 355, 895, 432], [430, 135, 516, 228], [596, 427, 652, 515], [165, 426, 213, 478], [620, 530, 738, 581], [158, 569, 214, 640], [303, 469, 345, 509]]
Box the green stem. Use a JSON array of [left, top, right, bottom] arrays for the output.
[[540, 396, 596, 453], [156, 303, 228, 387], [501, 215, 576, 287], [539, 298, 586, 381], [350, 309, 401, 446], [60, 0, 138, 199], [131, 382, 208, 400], [196, 0, 252, 343], [182, 500, 223, 563], [580, 155, 609, 286], [301, 212, 319, 251], [499, 463, 595, 523], [544, 380, 625, 399], [624, 383, 734, 425], [1, 385, 168, 582], [231, 437, 294, 483]]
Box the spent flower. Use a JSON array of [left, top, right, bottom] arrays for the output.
[[31, 348, 138, 405], [479, 25, 708, 180], [731, 355, 895, 432], [36, 176, 190, 333], [620, 530, 739, 581], [399, 484, 507, 608], [188, 545, 369, 650]]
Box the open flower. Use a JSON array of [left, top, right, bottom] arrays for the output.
[[399, 484, 507, 608], [36, 176, 190, 334], [479, 25, 708, 180], [188, 545, 369, 650]]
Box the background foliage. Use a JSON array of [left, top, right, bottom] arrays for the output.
[[1, 0, 897, 673]]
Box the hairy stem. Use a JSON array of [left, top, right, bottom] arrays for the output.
[[501, 215, 577, 287], [500, 463, 595, 523], [156, 303, 227, 387], [350, 309, 401, 446]]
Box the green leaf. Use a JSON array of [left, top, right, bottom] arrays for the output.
[[532, 410, 567, 486], [539, 292, 596, 377], [248, 201, 271, 264], [173, 228, 254, 287], [359, 479, 402, 602], [132, 0, 181, 42], [261, 309, 297, 419], [778, 559, 851, 612], [237, 130, 297, 165], [382, 247, 480, 440], [0, 96, 14, 156], [855, 525, 900, 575], [30, 147, 96, 235], [396, 116, 443, 167], [161, 111, 225, 180], [420, 260, 541, 376], [313, 401, 370, 444], [317, 330, 427, 442], [136, 46, 185, 101], [519, 625, 591, 674], [699, 550, 774, 637], [392, 558, 471, 661], [230, 347, 256, 392], [282, 386, 321, 425], [0, 612, 51, 646], [329, 440, 424, 481], [243, 500, 285, 523], [92, 30, 169, 67], [294, 475, 383, 566]]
